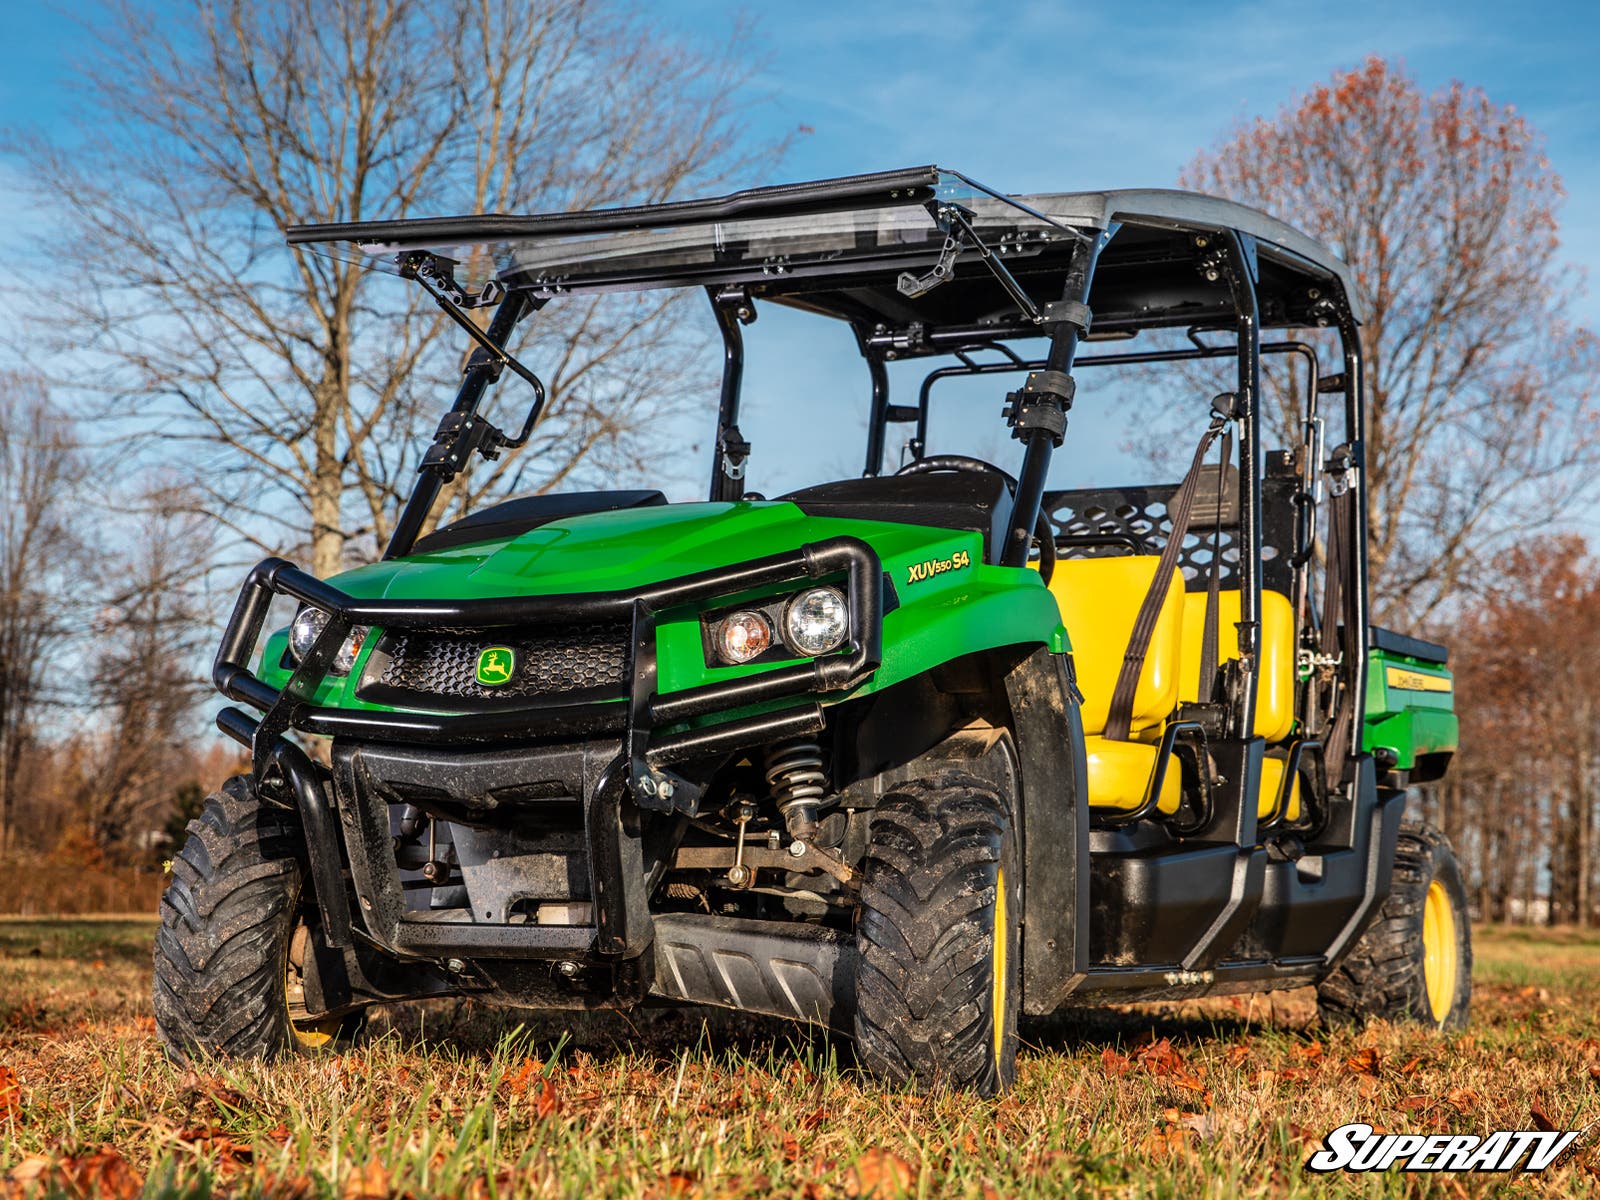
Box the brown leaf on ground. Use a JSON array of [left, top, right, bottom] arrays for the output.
[[529, 1075, 561, 1120], [0, 1066, 19, 1121], [1399, 1056, 1424, 1075], [54, 1148, 144, 1200], [341, 1158, 392, 1200], [1139, 1127, 1194, 1158], [1345, 1046, 1383, 1076], [177, 1126, 254, 1173], [1100, 1047, 1134, 1076], [1, 1156, 51, 1195], [1223, 1043, 1251, 1066], [1445, 1087, 1481, 1112], [1531, 1101, 1561, 1133], [845, 1148, 914, 1198], [264, 1174, 320, 1200], [644, 1170, 702, 1200], [1297, 1041, 1325, 1062], [1136, 1037, 1207, 1092]]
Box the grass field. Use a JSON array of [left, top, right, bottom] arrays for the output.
[[2, 918, 1599, 1197]]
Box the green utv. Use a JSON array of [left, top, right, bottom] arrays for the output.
[[156, 167, 1466, 1094]]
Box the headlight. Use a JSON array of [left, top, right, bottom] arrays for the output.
[[287, 606, 368, 676], [714, 610, 773, 664], [783, 586, 848, 656]]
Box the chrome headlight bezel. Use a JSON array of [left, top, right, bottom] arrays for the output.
[[782, 586, 849, 657], [286, 605, 368, 677]]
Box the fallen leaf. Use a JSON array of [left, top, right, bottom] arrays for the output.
[[341, 1158, 391, 1200], [57, 1148, 144, 1200], [1446, 1087, 1480, 1112], [0, 1067, 18, 1121], [4, 1156, 50, 1188], [1345, 1046, 1383, 1076], [845, 1148, 914, 1198], [529, 1075, 561, 1121], [1100, 1047, 1134, 1076], [644, 1170, 701, 1200], [1139, 1127, 1193, 1158]]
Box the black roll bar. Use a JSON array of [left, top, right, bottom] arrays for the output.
[[385, 290, 535, 560]]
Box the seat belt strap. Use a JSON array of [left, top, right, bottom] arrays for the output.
[[1104, 410, 1230, 742]]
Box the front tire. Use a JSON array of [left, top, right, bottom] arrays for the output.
[[154, 775, 359, 1062], [1317, 823, 1472, 1030], [853, 771, 1019, 1096]]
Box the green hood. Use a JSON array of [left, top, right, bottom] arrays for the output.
[[332, 500, 981, 601], [262, 498, 1065, 712]]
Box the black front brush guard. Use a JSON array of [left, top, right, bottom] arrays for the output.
[[210, 536, 883, 960]]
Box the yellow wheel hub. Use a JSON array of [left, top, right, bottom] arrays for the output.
[[285, 921, 343, 1050], [991, 867, 1008, 1063], [1422, 879, 1458, 1024]]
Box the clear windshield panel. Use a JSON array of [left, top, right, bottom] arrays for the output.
[[319, 172, 1084, 296]]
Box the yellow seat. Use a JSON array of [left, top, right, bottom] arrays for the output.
[[1258, 755, 1302, 823], [1084, 735, 1182, 816], [1176, 589, 1296, 743], [1041, 556, 1186, 812], [1044, 557, 1185, 737]]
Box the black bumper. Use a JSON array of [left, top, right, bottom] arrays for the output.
[[210, 536, 882, 960]]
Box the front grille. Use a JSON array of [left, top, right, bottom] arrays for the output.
[[365, 622, 630, 704]]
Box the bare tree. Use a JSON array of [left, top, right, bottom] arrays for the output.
[[0, 377, 81, 853], [10, 0, 780, 576], [79, 484, 218, 850], [1181, 57, 1600, 624]]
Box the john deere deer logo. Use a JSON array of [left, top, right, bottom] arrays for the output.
[[476, 646, 515, 686]]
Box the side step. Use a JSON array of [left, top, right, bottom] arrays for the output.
[[650, 913, 857, 1030]]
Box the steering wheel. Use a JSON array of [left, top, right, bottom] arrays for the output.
[[894, 455, 1057, 585]]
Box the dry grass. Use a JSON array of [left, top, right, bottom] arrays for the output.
[[2, 918, 1598, 1197]]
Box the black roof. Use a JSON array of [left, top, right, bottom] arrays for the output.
[[286, 167, 1360, 340]]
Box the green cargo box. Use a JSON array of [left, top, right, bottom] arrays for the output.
[[1363, 626, 1456, 782]]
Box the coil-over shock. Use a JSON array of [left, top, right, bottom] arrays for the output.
[[764, 736, 833, 840]]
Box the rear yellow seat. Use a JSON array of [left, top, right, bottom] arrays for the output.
[[1043, 557, 1184, 815], [1043, 562, 1303, 822], [1175, 590, 1296, 743], [1176, 588, 1300, 820]]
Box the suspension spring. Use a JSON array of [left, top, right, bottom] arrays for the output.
[[764, 737, 831, 840]]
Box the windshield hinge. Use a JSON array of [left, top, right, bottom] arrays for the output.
[[897, 202, 1047, 325]]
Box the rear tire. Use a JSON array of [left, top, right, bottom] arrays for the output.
[[154, 774, 360, 1062], [1317, 823, 1472, 1030], [853, 771, 1019, 1096]]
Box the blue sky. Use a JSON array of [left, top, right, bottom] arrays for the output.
[[3, 0, 1598, 497]]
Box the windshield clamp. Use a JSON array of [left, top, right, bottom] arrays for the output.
[[1003, 369, 1074, 447], [1040, 299, 1093, 336]]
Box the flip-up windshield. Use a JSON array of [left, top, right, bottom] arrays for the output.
[[292, 169, 1086, 297]]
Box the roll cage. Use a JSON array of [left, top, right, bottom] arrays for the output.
[[287, 164, 1372, 767]]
